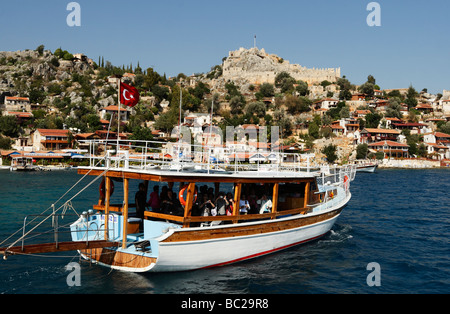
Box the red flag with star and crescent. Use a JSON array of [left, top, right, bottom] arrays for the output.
[[120, 82, 140, 107]]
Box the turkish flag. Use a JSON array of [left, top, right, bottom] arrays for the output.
[[120, 83, 140, 107]]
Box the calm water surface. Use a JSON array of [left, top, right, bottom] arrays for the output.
[[0, 168, 449, 294]]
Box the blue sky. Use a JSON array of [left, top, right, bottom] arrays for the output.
[[1, 0, 450, 93]]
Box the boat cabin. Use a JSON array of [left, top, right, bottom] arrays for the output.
[[79, 167, 329, 248]]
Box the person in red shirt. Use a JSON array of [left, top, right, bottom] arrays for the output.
[[148, 185, 161, 212]]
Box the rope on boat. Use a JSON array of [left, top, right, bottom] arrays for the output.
[[0, 165, 112, 250]]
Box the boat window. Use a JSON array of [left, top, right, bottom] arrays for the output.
[[278, 182, 306, 211]]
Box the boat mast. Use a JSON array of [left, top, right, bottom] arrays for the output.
[[117, 77, 121, 151], [122, 178, 129, 249], [178, 84, 182, 161]]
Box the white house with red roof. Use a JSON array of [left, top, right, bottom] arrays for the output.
[[313, 98, 339, 111], [368, 140, 409, 159], [441, 99, 450, 114], [423, 132, 450, 159], [32, 129, 72, 151], [4, 96, 31, 111], [100, 105, 129, 121]]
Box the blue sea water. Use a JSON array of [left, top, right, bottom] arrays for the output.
[[0, 168, 449, 294]]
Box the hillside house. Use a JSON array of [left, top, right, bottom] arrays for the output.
[[424, 143, 449, 160], [414, 103, 434, 114], [423, 132, 450, 159], [374, 90, 383, 97], [100, 105, 129, 122], [313, 98, 339, 110], [441, 99, 450, 114], [391, 122, 429, 134], [4, 96, 30, 111], [368, 140, 409, 159], [352, 93, 366, 101], [354, 110, 371, 119], [4, 111, 33, 124], [32, 129, 72, 151], [360, 128, 401, 144]]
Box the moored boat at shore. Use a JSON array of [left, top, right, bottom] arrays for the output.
[[354, 160, 378, 173], [10, 156, 40, 172]]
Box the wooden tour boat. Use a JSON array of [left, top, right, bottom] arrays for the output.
[[0, 139, 356, 273]]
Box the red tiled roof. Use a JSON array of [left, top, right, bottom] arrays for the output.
[[103, 105, 127, 112], [415, 103, 433, 109], [6, 96, 30, 101], [434, 132, 450, 138], [368, 140, 409, 148], [362, 128, 401, 134], [37, 129, 70, 136], [7, 112, 33, 118]]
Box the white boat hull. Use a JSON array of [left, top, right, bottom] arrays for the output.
[[152, 213, 340, 272], [356, 165, 377, 173]]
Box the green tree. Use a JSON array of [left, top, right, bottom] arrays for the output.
[[359, 82, 375, 98], [275, 72, 292, 88], [322, 144, 338, 163], [385, 98, 403, 119], [229, 96, 245, 115], [417, 143, 427, 158], [203, 93, 220, 113], [336, 77, 353, 100], [405, 85, 418, 109], [437, 122, 450, 134], [0, 135, 12, 149], [308, 121, 320, 139], [259, 83, 275, 97], [295, 80, 309, 96], [356, 143, 369, 159], [244, 101, 266, 117], [275, 72, 296, 93], [151, 85, 169, 103], [0, 115, 20, 137], [82, 114, 101, 131], [339, 105, 350, 118], [365, 112, 383, 128], [367, 75, 376, 85], [327, 101, 347, 120], [129, 126, 154, 141], [285, 95, 311, 114], [387, 90, 403, 99], [153, 107, 179, 132], [35, 44, 45, 56]]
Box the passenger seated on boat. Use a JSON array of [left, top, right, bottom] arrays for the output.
[[215, 192, 228, 216], [147, 185, 160, 212], [200, 194, 216, 216], [161, 190, 183, 215], [226, 192, 234, 216], [258, 194, 273, 214], [160, 186, 169, 203], [135, 183, 147, 222], [239, 195, 250, 215], [248, 188, 258, 213]]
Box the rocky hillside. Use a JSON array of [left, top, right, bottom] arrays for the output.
[[2, 48, 125, 105]]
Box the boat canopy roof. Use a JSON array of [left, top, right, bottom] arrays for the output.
[[77, 139, 320, 183]]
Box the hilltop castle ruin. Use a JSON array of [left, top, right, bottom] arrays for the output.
[[222, 47, 341, 85]]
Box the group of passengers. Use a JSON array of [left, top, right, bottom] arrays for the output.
[[193, 185, 272, 217], [134, 184, 182, 220], [135, 183, 273, 221]]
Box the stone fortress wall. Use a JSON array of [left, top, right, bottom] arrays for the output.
[[222, 47, 341, 85]]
